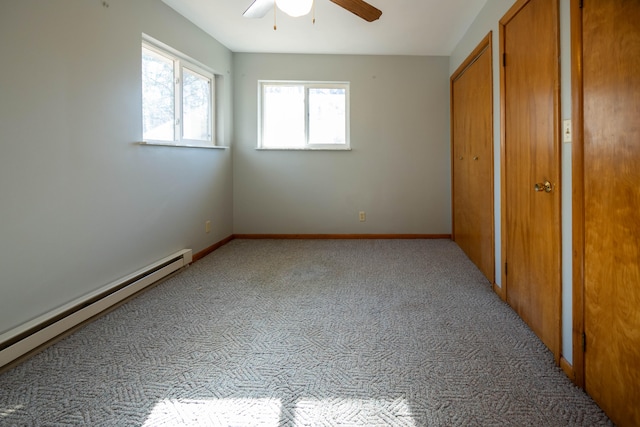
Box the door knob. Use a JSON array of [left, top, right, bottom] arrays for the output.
[[534, 181, 552, 193]]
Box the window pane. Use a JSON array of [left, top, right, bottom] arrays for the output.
[[183, 68, 211, 141], [308, 88, 346, 145], [142, 47, 174, 141], [262, 85, 305, 148]]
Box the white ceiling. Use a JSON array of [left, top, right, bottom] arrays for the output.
[[161, 0, 488, 56]]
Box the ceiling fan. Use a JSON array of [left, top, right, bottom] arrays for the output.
[[243, 0, 382, 22]]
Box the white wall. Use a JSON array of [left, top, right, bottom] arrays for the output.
[[0, 0, 233, 338], [559, 0, 573, 366], [233, 54, 451, 235], [449, 0, 574, 364]]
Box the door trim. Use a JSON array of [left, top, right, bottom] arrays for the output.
[[570, 0, 585, 389], [451, 32, 492, 83], [499, 0, 562, 363]]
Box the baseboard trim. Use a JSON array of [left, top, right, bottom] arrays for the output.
[[233, 234, 452, 240], [560, 357, 575, 382], [0, 250, 191, 373], [492, 282, 506, 301], [192, 235, 235, 262]]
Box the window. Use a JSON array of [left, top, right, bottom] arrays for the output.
[[142, 39, 215, 147], [259, 81, 350, 150]]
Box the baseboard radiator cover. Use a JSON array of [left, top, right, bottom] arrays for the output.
[[0, 249, 192, 369]]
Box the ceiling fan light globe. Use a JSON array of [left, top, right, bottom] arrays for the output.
[[276, 0, 313, 17]]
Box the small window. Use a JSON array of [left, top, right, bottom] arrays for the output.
[[142, 39, 215, 147], [259, 81, 350, 150]]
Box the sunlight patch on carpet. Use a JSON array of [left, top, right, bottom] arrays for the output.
[[142, 397, 417, 426], [143, 398, 281, 426], [0, 404, 23, 418], [293, 397, 416, 426]]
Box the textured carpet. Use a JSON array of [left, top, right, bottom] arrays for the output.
[[0, 239, 611, 426]]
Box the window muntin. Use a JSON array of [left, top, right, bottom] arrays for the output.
[[259, 81, 350, 150], [142, 40, 215, 146]]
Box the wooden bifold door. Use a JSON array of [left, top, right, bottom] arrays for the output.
[[451, 33, 495, 284]]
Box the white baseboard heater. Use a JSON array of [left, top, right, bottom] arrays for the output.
[[0, 249, 192, 369]]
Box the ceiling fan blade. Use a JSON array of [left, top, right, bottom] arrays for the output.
[[329, 0, 382, 22], [243, 0, 274, 19]]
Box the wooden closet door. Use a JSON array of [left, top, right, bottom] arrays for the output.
[[451, 34, 494, 283], [581, 1, 640, 425], [501, 0, 561, 360]]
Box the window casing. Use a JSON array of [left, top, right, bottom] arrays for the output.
[[258, 81, 350, 150], [142, 39, 215, 147]]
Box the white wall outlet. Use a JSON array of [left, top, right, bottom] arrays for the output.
[[205, 220, 211, 233], [563, 119, 572, 143], [359, 211, 366, 222]]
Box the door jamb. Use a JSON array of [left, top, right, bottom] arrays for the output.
[[570, 0, 585, 389]]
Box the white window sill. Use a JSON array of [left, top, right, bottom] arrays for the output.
[[255, 147, 352, 151], [138, 141, 228, 150]]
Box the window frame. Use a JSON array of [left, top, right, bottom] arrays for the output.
[[141, 37, 217, 148], [258, 80, 351, 151]]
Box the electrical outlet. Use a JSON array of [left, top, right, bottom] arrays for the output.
[[359, 211, 366, 222], [205, 220, 211, 233]]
